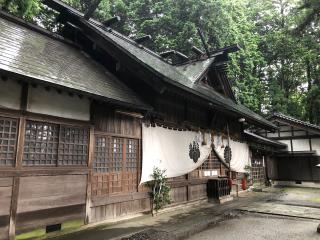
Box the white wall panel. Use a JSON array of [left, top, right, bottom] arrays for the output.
[[312, 138, 320, 155], [292, 139, 310, 151], [28, 86, 90, 121], [0, 79, 21, 110], [278, 140, 291, 150]]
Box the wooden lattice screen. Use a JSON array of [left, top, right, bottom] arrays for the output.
[[92, 135, 139, 196], [23, 120, 89, 166], [251, 157, 265, 185], [0, 117, 18, 166], [59, 126, 89, 165]]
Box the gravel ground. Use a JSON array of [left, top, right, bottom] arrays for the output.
[[121, 229, 175, 240], [187, 214, 319, 240]]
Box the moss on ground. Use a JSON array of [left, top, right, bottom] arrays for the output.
[[15, 219, 84, 240]]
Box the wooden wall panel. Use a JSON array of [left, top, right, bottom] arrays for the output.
[[16, 205, 85, 233], [0, 178, 12, 240], [188, 184, 207, 201], [170, 186, 187, 204], [277, 158, 320, 181], [15, 175, 87, 233], [90, 198, 150, 223], [94, 106, 141, 138], [17, 175, 87, 213]]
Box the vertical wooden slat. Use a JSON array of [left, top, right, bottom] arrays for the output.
[[85, 125, 94, 224]]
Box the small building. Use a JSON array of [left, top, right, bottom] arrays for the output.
[[255, 113, 320, 187], [0, 2, 277, 239]]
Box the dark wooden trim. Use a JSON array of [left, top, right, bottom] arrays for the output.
[[0, 108, 90, 127], [20, 82, 29, 112], [85, 125, 95, 224], [186, 174, 190, 201], [168, 179, 208, 188], [15, 117, 26, 169], [94, 130, 141, 139], [307, 131, 313, 151], [91, 192, 149, 207], [269, 135, 320, 140], [0, 168, 89, 177]]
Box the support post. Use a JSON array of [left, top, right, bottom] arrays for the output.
[[85, 125, 94, 224], [9, 117, 26, 239]]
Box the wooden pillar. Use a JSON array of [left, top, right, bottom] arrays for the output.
[[9, 82, 28, 239], [85, 125, 95, 224], [9, 117, 26, 239]]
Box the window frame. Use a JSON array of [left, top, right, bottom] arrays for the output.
[[0, 108, 91, 169]]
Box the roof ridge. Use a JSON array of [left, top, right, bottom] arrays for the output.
[[0, 10, 78, 47], [273, 112, 320, 130]]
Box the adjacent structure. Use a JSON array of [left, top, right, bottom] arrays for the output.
[[256, 113, 320, 187]]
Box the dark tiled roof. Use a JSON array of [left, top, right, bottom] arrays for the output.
[[92, 19, 276, 129], [0, 14, 150, 110], [41, 0, 277, 130], [244, 130, 287, 148], [270, 113, 320, 132]]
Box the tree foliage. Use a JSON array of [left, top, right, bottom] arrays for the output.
[[1, 0, 319, 124]]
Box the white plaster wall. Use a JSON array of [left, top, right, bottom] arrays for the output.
[[293, 130, 307, 136], [278, 140, 290, 150], [267, 132, 278, 138], [28, 86, 90, 121], [292, 139, 310, 151], [280, 131, 292, 137], [312, 138, 320, 155], [0, 79, 21, 110]]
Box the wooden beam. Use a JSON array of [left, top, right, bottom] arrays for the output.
[[20, 82, 28, 112]]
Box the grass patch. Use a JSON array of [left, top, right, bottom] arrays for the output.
[[62, 219, 84, 231], [16, 229, 46, 240], [15, 219, 84, 240]]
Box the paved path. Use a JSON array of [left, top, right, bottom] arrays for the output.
[[187, 214, 319, 240], [238, 187, 320, 219], [187, 187, 320, 240]]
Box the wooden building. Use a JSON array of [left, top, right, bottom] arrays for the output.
[[0, 1, 278, 238], [256, 113, 320, 187]]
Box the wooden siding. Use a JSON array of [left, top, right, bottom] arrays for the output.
[[0, 178, 12, 240], [16, 175, 87, 233], [275, 157, 320, 182]]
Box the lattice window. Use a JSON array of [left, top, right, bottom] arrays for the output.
[[111, 138, 123, 171], [93, 136, 123, 172], [0, 117, 18, 166], [126, 139, 138, 171], [94, 136, 110, 173], [23, 121, 59, 166], [59, 126, 89, 165], [23, 121, 89, 166]]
